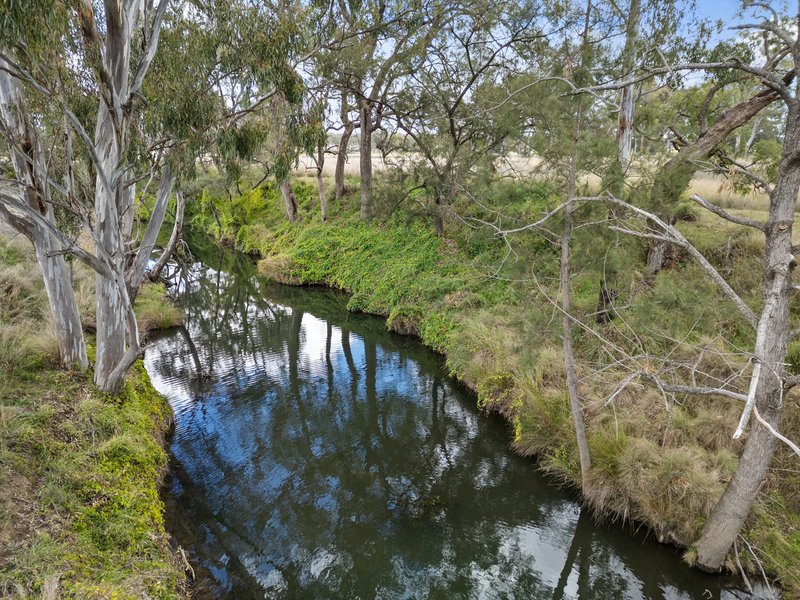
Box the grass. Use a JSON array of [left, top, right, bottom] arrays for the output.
[[0, 234, 185, 598], [189, 175, 799, 597]]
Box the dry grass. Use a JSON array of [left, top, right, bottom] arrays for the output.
[[688, 172, 771, 211]]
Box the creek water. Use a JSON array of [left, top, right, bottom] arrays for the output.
[[144, 235, 767, 599]]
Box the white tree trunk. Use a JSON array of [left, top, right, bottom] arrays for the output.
[[615, 0, 640, 171], [92, 0, 144, 392], [149, 189, 185, 282], [0, 59, 88, 369], [127, 166, 176, 297]]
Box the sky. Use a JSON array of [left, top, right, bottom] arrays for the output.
[[693, 0, 793, 34]]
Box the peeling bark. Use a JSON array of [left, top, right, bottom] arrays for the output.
[[0, 59, 87, 370]]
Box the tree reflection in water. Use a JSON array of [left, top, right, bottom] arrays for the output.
[[145, 238, 768, 599]]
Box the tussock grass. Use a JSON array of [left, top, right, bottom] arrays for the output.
[[688, 173, 770, 211], [135, 283, 184, 334]]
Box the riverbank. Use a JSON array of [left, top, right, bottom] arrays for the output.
[[189, 179, 799, 596], [0, 232, 186, 598]]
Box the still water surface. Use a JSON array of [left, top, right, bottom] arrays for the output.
[[144, 237, 765, 599]]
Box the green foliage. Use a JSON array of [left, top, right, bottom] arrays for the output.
[[0, 361, 182, 598], [752, 139, 782, 182]]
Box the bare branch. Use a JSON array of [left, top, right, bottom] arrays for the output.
[[689, 194, 767, 230], [753, 405, 800, 458]]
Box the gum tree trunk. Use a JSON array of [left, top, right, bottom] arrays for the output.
[[280, 179, 298, 222], [335, 122, 355, 199], [150, 189, 186, 282], [615, 0, 640, 172], [316, 143, 328, 222], [694, 100, 800, 571], [359, 100, 373, 220], [335, 89, 356, 199], [92, 0, 146, 393], [0, 59, 88, 369], [127, 166, 176, 298]]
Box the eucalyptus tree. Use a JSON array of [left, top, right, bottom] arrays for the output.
[[0, 0, 237, 392], [318, 0, 445, 219], [385, 0, 550, 233], [0, 56, 88, 370], [204, 0, 328, 223], [0, 1, 182, 391]]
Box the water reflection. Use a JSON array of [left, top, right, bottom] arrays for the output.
[[144, 239, 765, 599]]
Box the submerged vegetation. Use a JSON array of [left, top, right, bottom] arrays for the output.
[[0, 234, 184, 598]]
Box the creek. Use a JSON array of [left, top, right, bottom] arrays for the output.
[[143, 235, 766, 599]]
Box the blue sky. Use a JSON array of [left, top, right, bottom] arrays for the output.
[[694, 1, 793, 31]]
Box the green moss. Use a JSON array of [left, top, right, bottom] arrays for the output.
[[0, 360, 183, 598]]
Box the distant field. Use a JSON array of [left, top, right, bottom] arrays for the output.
[[293, 151, 773, 211]]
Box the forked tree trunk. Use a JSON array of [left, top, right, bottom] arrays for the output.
[[92, 0, 147, 393], [0, 59, 88, 370], [694, 102, 800, 571], [359, 100, 373, 220]]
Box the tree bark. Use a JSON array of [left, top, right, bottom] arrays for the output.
[[615, 0, 640, 172], [335, 121, 355, 199], [149, 189, 186, 282], [280, 178, 298, 222], [0, 59, 88, 370], [745, 117, 761, 156], [335, 88, 356, 199], [127, 166, 175, 298], [562, 0, 593, 492], [359, 100, 373, 220], [694, 101, 800, 571], [316, 143, 327, 222], [92, 0, 146, 393]]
